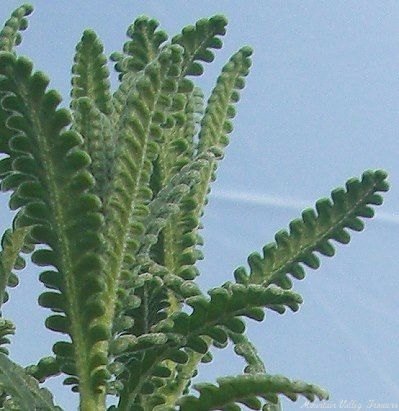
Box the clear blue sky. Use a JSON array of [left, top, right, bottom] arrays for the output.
[[1, 1, 399, 410]]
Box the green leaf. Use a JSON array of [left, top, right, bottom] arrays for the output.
[[148, 87, 206, 303], [70, 29, 115, 203], [111, 16, 169, 126], [116, 346, 173, 409], [0, 353, 61, 411], [25, 356, 60, 383], [0, 227, 30, 308], [138, 154, 209, 260], [197, 46, 252, 155], [71, 97, 114, 202], [0, 5, 34, 158], [0, 4, 33, 52], [102, 44, 194, 360], [234, 170, 389, 289], [111, 16, 168, 78], [228, 332, 266, 375], [168, 46, 253, 282], [172, 15, 228, 77], [105, 44, 188, 252], [0, 51, 109, 394], [71, 29, 113, 115], [178, 374, 329, 411], [151, 284, 302, 352], [112, 281, 298, 405], [119, 282, 300, 407], [0, 319, 14, 356]]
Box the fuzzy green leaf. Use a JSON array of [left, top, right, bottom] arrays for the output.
[[112, 16, 168, 78], [197, 46, 252, 155], [0, 4, 33, 52], [147, 88, 206, 336], [137, 154, 210, 260], [178, 374, 329, 410], [25, 356, 60, 383], [0, 51, 109, 394], [146, 284, 302, 354], [103, 45, 195, 362], [228, 332, 266, 375], [111, 16, 169, 122], [71, 97, 114, 202], [234, 170, 389, 288], [71, 29, 112, 115], [117, 283, 301, 408], [70, 29, 115, 203], [0, 319, 15, 356], [168, 46, 253, 282], [0, 4, 34, 159], [172, 15, 228, 77]]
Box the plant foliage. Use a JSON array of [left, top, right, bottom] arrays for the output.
[[0, 4, 389, 411]]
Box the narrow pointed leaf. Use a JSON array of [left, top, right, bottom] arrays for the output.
[[71, 29, 113, 115], [0, 51, 109, 394], [234, 170, 389, 288]]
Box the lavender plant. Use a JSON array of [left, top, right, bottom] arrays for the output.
[[0, 4, 389, 411]]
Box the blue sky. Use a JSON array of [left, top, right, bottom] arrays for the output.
[[1, 1, 399, 410]]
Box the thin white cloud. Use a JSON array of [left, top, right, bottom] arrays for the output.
[[211, 189, 399, 226]]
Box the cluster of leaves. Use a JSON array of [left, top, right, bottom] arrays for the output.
[[0, 4, 389, 411]]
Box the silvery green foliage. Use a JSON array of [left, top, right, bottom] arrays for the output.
[[0, 4, 389, 411]]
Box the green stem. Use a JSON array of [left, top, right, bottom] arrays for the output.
[[79, 391, 106, 411]]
